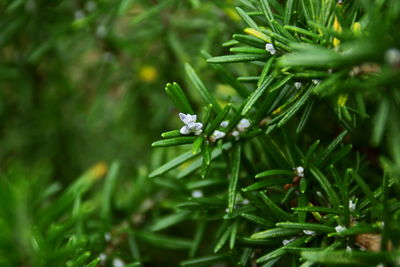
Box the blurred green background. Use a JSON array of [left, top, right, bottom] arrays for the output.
[[0, 0, 241, 179], [0, 0, 242, 265]]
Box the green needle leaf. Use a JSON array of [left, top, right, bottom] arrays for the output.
[[151, 136, 196, 147], [149, 151, 199, 178], [309, 165, 340, 208], [185, 63, 222, 113], [207, 54, 268, 63], [259, 192, 293, 221], [228, 144, 241, 213], [242, 76, 274, 115], [165, 82, 194, 114], [276, 222, 335, 233], [255, 169, 294, 178]]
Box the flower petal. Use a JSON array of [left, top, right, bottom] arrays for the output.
[[180, 126, 191, 135]]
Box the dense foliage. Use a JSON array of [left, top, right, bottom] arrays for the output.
[[150, 0, 400, 266], [1, 0, 400, 266]]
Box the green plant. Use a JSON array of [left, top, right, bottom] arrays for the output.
[[149, 0, 400, 266], [0, 1, 240, 266]]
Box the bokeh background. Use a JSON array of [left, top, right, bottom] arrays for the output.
[[0, 0, 242, 179]]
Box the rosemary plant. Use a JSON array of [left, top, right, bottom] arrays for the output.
[[1, 0, 400, 266], [149, 0, 400, 266]]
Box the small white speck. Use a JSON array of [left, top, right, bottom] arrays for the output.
[[210, 130, 226, 142], [99, 253, 107, 262], [231, 130, 240, 137], [191, 190, 203, 198], [113, 258, 125, 267], [225, 208, 229, 213], [348, 200, 356, 212], [86, 1, 97, 12], [335, 225, 346, 233], [294, 82, 302, 89], [282, 237, 296, 246], [294, 166, 304, 177], [237, 118, 251, 132], [385, 48, 400, 66], [74, 10, 85, 20], [96, 25, 107, 38], [303, 230, 316, 236], [265, 43, 276, 55], [102, 52, 114, 62], [241, 199, 250, 205], [312, 79, 321, 85], [346, 246, 352, 252], [104, 232, 111, 241], [220, 121, 229, 128]]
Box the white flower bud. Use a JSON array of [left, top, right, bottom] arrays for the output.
[[210, 130, 226, 142], [385, 48, 400, 66], [191, 190, 203, 198], [192, 122, 203, 131], [220, 121, 229, 128], [312, 79, 321, 85], [265, 43, 276, 55], [237, 118, 251, 132], [335, 225, 346, 233], [282, 237, 296, 245], [241, 199, 250, 205], [104, 232, 111, 241], [180, 125, 191, 135], [303, 230, 316, 236], [178, 113, 203, 135], [99, 253, 107, 262], [231, 130, 240, 137], [113, 258, 125, 267], [294, 166, 304, 177], [179, 113, 197, 124], [294, 82, 302, 89], [348, 200, 356, 212]]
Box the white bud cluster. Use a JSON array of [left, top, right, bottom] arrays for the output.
[[282, 237, 296, 246], [349, 200, 356, 212], [303, 230, 316, 236], [179, 113, 203, 135], [265, 43, 276, 55], [312, 79, 321, 85], [210, 130, 226, 142], [220, 121, 229, 128], [335, 225, 346, 233], [385, 48, 400, 67], [191, 190, 203, 198], [294, 166, 304, 177], [113, 258, 125, 267]]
